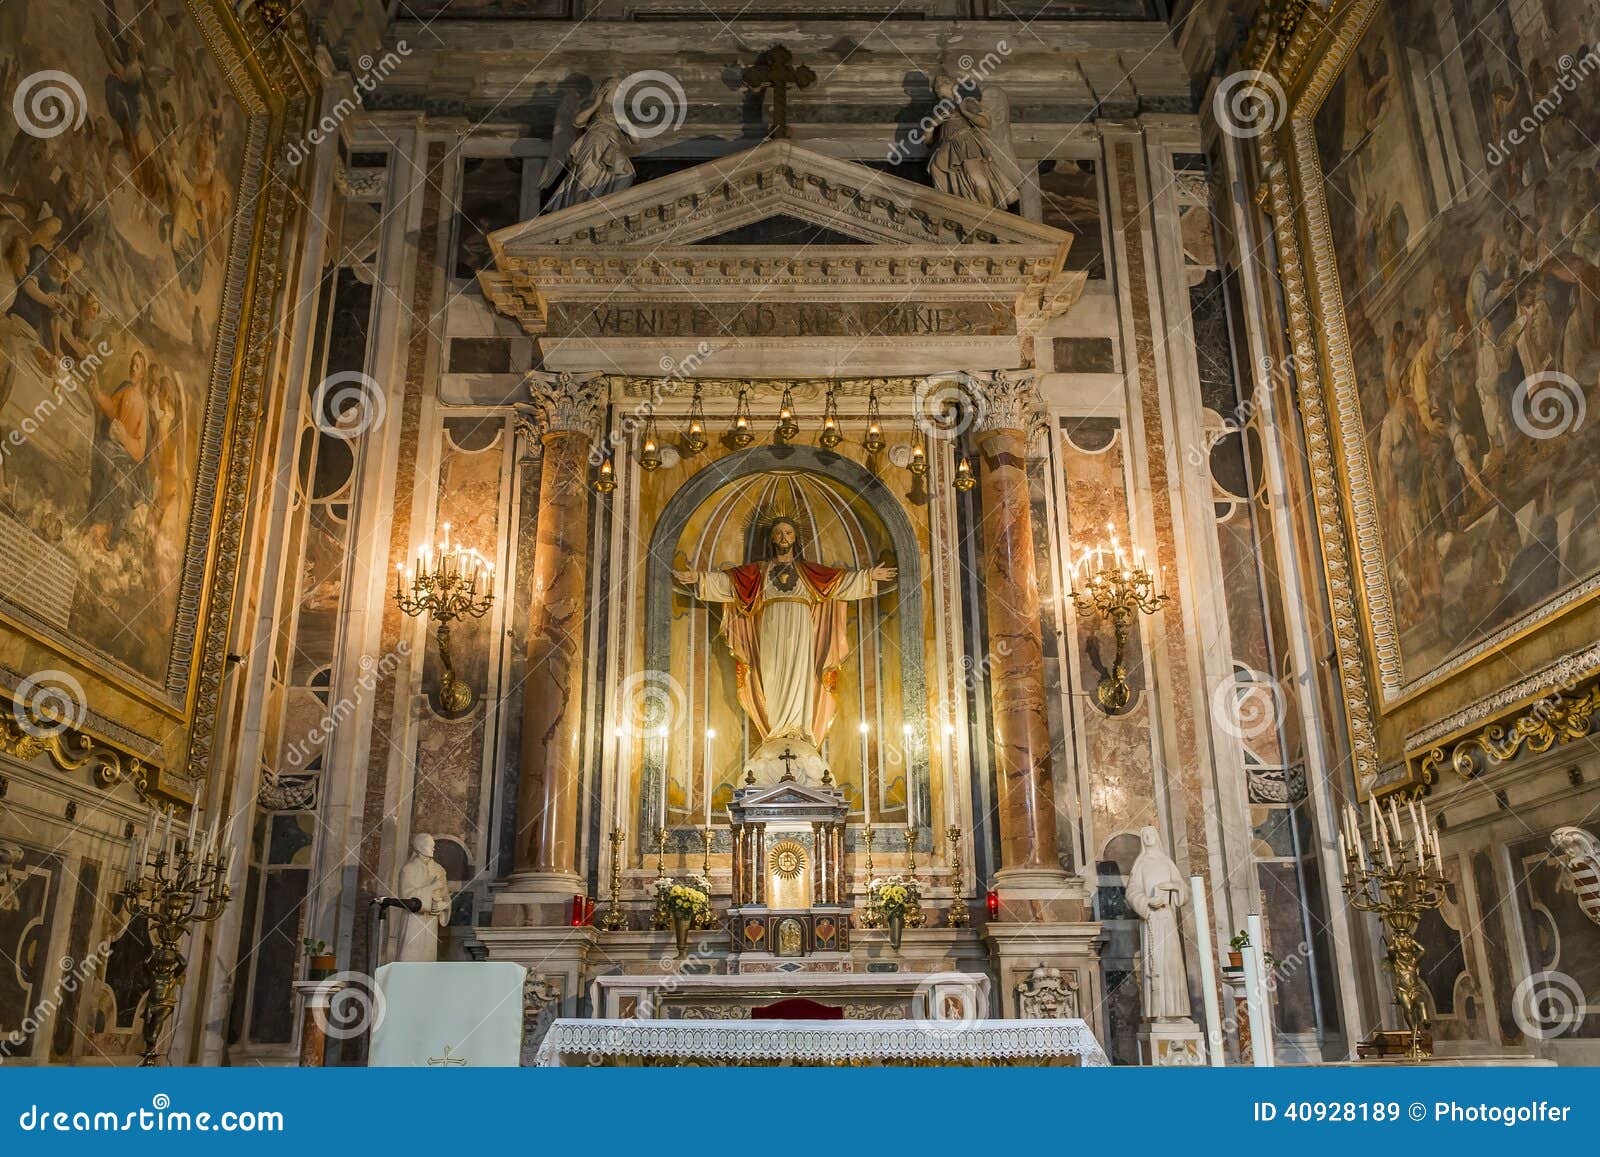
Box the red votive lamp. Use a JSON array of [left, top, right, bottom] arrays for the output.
[[986, 888, 1000, 919], [570, 894, 586, 926]]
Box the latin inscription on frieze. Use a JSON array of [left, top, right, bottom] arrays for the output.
[[550, 301, 1015, 339]]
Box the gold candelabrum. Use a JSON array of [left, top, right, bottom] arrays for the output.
[[1338, 795, 1447, 1061], [904, 826, 926, 928], [650, 826, 670, 930], [857, 825, 882, 929], [946, 825, 971, 927], [1067, 525, 1168, 714], [600, 827, 630, 931], [119, 804, 234, 1066], [394, 523, 494, 717]]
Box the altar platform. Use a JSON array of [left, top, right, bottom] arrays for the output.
[[590, 969, 991, 1021], [533, 1018, 1110, 1067]]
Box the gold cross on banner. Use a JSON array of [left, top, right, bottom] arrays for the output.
[[427, 1043, 468, 1066]]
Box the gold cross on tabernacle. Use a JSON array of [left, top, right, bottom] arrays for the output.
[[742, 46, 816, 139], [778, 746, 799, 782]]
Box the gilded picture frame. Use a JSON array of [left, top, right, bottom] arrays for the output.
[[0, 0, 315, 792], [1251, 0, 1600, 791]]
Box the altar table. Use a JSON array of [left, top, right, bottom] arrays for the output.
[[532, 1017, 1110, 1067]]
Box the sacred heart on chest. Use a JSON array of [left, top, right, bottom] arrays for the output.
[[770, 562, 799, 592]]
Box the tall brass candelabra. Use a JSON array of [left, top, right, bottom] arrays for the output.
[[946, 825, 970, 927], [1067, 527, 1167, 713], [600, 827, 630, 931], [857, 826, 882, 929], [394, 524, 494, 717], [1339, 796, 1447, 1061], [119, 806, 233, 1066]]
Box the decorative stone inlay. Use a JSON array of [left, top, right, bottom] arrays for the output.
[[1406, 642, 1600, 752], [524, 371, 608, 442]]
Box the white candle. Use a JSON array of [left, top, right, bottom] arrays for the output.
[[703, 728, 715, 829], [612, 727, 625, 828], [1245, 912, 1275, 1066], [185, 802, 199, 850], [859, 722, 871, 826], [125, 835, 137, 879], [1189, 875, 1226, 1066]]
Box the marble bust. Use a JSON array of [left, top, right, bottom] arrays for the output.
[[395, 833, 453, 963]]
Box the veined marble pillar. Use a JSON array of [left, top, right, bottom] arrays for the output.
[[507, 372, 606, 908], [971, 372, 1073, 904]]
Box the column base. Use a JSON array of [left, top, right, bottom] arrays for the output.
[[475, 925, 597, 1061], [491, 870, 588, 927], [1139, 1018, 1206, 1066], [990, 866, 1090, 922]]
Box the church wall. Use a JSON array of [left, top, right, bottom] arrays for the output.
[[0, 4, 324, 1065]]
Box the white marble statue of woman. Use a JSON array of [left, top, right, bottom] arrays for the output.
[[925, 72, 1022, 210], [1126, 825, 1192, 1020], [395, 833, 452, 963]]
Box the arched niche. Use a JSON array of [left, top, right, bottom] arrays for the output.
[[641, 446, 929, 843]]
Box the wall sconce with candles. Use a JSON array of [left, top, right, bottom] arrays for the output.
[[684, 384, 709, 453], [729, 387, 755, 447], [1067, 525, 1168, 713], [394, 523, 494, 717]]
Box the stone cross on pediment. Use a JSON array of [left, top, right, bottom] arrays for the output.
[[742, 45, 815, 140]]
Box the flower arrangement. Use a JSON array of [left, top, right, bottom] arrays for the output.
[[869, 875, 920, 916], [664, 882, 711, 920]]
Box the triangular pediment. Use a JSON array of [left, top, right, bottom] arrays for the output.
[[739, 781, 845, 809], [487, 140, 1074, 254]]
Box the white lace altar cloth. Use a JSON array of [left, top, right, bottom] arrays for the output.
[[532, 1018, 1110, 1067]]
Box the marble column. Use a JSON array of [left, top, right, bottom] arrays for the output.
[[971, 372, 1073, 901], [508, 372, 606, 908]]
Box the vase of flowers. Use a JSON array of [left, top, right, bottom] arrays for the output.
[[664, 883, 710, 957], [876, 881, 912, 950]]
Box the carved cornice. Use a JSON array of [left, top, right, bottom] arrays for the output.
[[525, 371, 608, 442], [0, 702, 153, 799], [1418, 680, 1600, 784]]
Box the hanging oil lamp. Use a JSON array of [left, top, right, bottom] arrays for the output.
[[819, 385, 843, 449], [953, 453, 976, 491], [908, 440, 928, 476], [639, 404, 663, 472], [684, 384, 708, 454], [863, 387, 886, 453], [592, 455, 617, 493], [776, 383, 800, 443], [730, 387, 755, 447]]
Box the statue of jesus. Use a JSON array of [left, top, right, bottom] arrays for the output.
[[673, 516, 895, 771]]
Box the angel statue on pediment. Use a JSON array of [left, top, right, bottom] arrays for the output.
[[539, 79, 636, 214]]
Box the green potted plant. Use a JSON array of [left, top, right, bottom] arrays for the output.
[[1227, 930, 1249, 970], [302, 938, 336, 981]]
